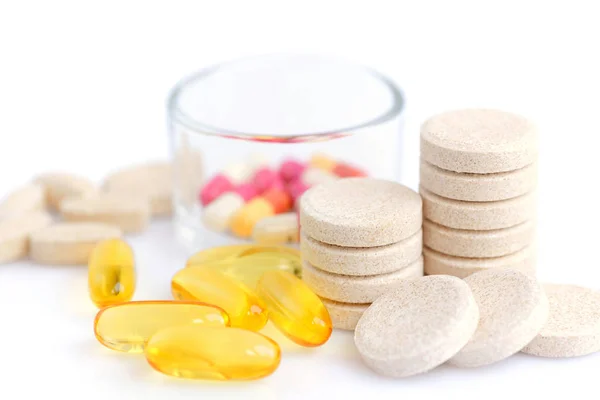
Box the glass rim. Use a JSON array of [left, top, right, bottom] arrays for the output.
[[167, 53, 406, 142]]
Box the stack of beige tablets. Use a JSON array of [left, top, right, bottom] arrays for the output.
[[419, 109, 538, 278], [0, 162, 172, 265], [299, 178, 424, 330]]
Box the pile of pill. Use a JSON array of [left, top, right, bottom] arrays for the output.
[[200, 153, 366, 243], [419, 109, 538, 278], [299, 178, 424, 330]]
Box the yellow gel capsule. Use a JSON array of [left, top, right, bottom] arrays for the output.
[[257, 270, 332, 347], [88, 238, 136, 308], [94, 300, 229, 353], [186, 244, 256, 265], [172, 266, 268, 331], [145, 325, 281, 381]]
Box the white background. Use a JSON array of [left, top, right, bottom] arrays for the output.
[[1, 1, 599, 399]]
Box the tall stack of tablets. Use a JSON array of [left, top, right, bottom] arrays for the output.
[[419, 109, 538, 278], [299, 178, 423, 330]]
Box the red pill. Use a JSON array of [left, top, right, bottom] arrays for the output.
[[333, 163, 367, 178], [262, 188, 292, 214], [287, 179, 310, 204], [234, 183, 258, 202], [252, 168, 279, 193], [200, 174, 234, 206], [279, 159, 306, 182]]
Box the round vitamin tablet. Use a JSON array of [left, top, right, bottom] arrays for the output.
[[354, 275, 479, 378], [423, 245, 536, 279], [300, 230, 422, 276], [30, 222, 123, 265], [0, 211, 53, 264], [449, 269, 548, 368], [423, 219, 535, 258], [0, 183, 46, 219], [420, 186, 536, 231], [34, 173, 97, 209], [321, 298, 369, 331], [301, 257, 423, 303], [420, 161, 537, 202], [300, 178, 422, 247], [522, 284, 600, 358], [420, 108, 538, 173]]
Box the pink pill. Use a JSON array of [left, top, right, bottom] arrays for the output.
[[279, 159, 306, 182], [287, 179, 310, 204], [268, 178, 286, 192], [199, 174, 234, 206], [252, 167, 279, 193], [234, 183, 259, 202]]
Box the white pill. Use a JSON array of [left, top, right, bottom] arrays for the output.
[[0, 183, 46, 218], [301, 167, 338, 187], [60, 193, 150, 233], [0, 211, 53, 264], [221, 162, 255, 185], [34, 172, 97, 209], [423, 219, 535, 258], [449, 269, 548, 367], [301, 257, 423, 303], [30, 222, 122, 265], [201, 192, 245, 233], [321, 298, 369, 331], [301, 230, 422, 276], [354, 275, 479, 378], [423, 245, 537, 279], [300, 178, 423, 247], [103, 161, 172, 216], [522, 284, 600, 358], [252, 212, 299, 244]]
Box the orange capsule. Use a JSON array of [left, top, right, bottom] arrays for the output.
[[256, 270, 332, 347], [332, 163, 368, 178], [262, 188, 292, 214], [230, 198, 274, 238], [309, 153, 337, 171]]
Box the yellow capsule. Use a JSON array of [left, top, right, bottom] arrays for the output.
[[88, 238, 136, 308], [186, 244, 256, 266], [94, 300, 229, 353], [172, 266, 268, 331], [257, 270, 332, 347], [145, 325, 281, 381]]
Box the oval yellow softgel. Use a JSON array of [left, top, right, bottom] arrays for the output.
[[172, 266, 268, 331], [185, 244, 255, 266], [145, 325, 281, 381], [88, 238, 136, 308], [257, 270, 332, 347], [94, 300, 229, 353]]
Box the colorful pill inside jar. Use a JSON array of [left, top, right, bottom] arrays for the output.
[[252, 213, 299, 245], [145, 325, 281, 381], [256, 270, 332, 347], [309, 153, 337, 171], [252, 167, 279, 193], [230, 197, 275, 238], [279, 159, 306, 182], [262, 187, 292, 214], [93, 300, 229, 353], [199, 174, 235, 206], [172, 266, 268, 331], [88, 238, 136, 308]]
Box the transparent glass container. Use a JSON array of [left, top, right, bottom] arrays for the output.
[[168, 54, 405, 250]]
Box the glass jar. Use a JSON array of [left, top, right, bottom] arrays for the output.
[[168, 54, 405, 251]]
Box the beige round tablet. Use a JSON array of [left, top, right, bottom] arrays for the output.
[[449, 269, 548, 368], [0, 211, 53, 264], [522, 284, 600, 358], [0, 183, 46, 218], [302, 257, 423, 303], [103, 161, 172, 216], [354, 275, 479, 378], [300, 178, 422, 247], [420, 161, 537, 202], [420, 186, 536, 230], [34, 172, 97, 209], [321, 298, 369, 331], [30, 222, 122, 265], [60, 193, 150, 233], [300, 230, 422, 276], [420, 108, 538, 173], [423, 219, 535, 258], [423, 245, 536, 279]]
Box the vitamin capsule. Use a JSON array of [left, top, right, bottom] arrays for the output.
[[309, 153, 337, 171], [172, 266, 268, 331], [94, 300, 229, 353], [222, 162, 255, 185], [287, 179, 310, 205], [186, 244, 257, 266], [262, 187, 292, 214], [230, 198, 274, 238], [301, 167, 338, 187], [202, 192, 245, 232], [279, 159, 306, 182], [234, 183, 258, 202], [256, 270, 332, 347], [199, 174, 235, 206], [252, 212, 299, 244], [252, 167, 279, 193], [88, 238, 136, 308], [145, 326, 281, 381], [237, 245, 301, 259], [333, 163, 368, 178]]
